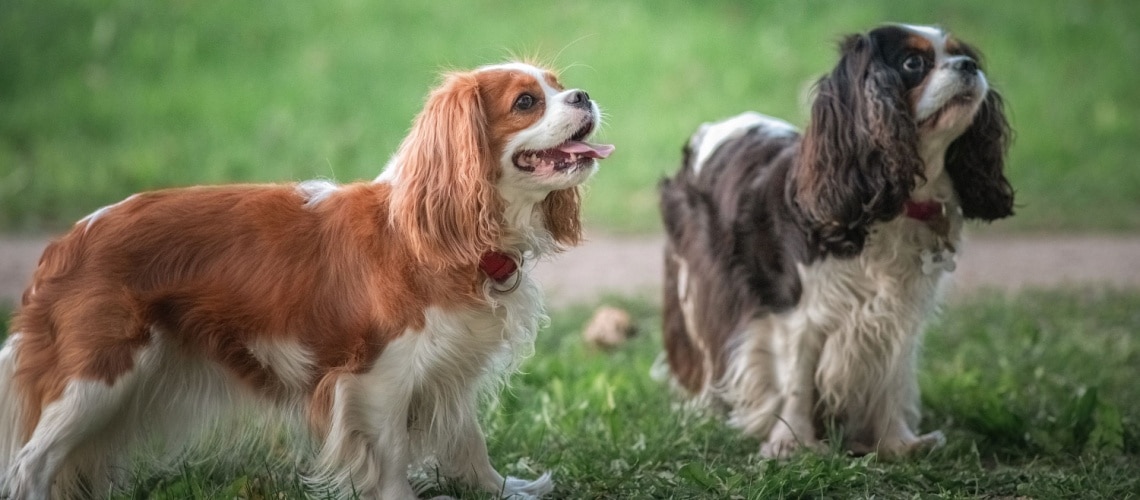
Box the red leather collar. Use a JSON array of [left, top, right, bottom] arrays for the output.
[[479, 251, 518, 283], [904, 200, 944, 222]]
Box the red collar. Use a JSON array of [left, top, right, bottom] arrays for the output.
[[479, 251, 518, 283], [904, 200, 944, 222]]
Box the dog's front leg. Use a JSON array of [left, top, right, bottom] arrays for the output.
[[761, 323, 826, 459], [870, 341, 945, 458], [312, 373, 419, 500], [435, 396, 553, 499]]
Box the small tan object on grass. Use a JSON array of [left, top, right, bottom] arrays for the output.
[[582, 305, 637, 350]]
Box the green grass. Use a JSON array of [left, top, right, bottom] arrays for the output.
[[2, 0, 1139, 233], [2, 289, 1138, 498]]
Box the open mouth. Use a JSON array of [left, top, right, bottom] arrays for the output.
[[513, 123, 616, 172]]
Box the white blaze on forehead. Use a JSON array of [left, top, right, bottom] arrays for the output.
[[476, 62, 560, 96], [899, 24, 946, 43], [897, 24, 955, 59]]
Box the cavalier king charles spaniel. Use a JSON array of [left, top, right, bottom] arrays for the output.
[[0, 62, 612, 499], [658, 25, 1013, 458]]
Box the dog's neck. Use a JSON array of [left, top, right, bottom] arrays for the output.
[[498, 185, 560, 259], [911, 133, 958, 203]]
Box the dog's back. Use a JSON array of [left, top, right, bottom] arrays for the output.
[[659, 112, 810, 395]]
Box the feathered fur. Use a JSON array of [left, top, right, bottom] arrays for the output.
[[0, 62, 611, 499], [659, 25, 1013, 458]]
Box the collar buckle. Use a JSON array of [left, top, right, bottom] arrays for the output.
[[480, 251, 522, 293]]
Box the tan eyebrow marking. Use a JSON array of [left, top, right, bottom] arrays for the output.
[[945, 37, 965, 55], [544, 72, 564, 91], [907, 34, 934, 53]]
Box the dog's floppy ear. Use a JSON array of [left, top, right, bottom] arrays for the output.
[[945, 44, 1015, 220], [796, 33, 923, 256], [389, 71, 503, 267], [540, 188, 582, 249]]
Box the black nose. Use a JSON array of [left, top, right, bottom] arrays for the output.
[[566, 90, 591, 109], [952, 58, 978, 75]]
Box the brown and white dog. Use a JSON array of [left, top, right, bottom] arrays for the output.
[[657, 25, 1013, 458], [0, 62, 613, 499]]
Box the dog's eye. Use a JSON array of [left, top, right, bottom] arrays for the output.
[[902, 55, 926, 73], [513, 93, 537, 111]]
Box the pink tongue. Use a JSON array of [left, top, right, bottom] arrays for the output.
[[557, 140, 615, 159]]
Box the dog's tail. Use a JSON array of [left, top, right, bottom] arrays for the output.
[[0, 333, 25, 489]]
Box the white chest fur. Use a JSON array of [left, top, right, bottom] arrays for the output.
[[719, 206, 963, 441], [358, 273, 545, 442]]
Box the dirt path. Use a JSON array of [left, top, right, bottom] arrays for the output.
[[533, 233, 1140, 307], [3, 233, 1139, 309]]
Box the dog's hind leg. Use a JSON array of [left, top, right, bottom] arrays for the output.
[[6, 368, 142, 500], [0, 335, 25, 493], [660, 247, 710, 394], [4, 292, 156, 499]]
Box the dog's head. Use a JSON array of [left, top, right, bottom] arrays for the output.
[[383, 62, 613, 267], [797, 24, 1013, 255]]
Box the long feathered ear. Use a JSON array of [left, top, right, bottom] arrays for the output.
[[946, 85, 1015, 220], [540, 188, 582, 249], [390, 71, 502, 267], [795, 34, 923, 256]]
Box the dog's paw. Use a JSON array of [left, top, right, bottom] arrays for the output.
[[760, 419, 823, 459], [500, 471, 553, 499], [910, 430, 946, 452], [874, 429, 946, 458], [760, 434, 824, 459]]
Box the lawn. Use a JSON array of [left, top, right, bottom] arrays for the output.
[[1, 289, 1137, 498], [2, 0, 1139, 233], [2, 1, 1138, 497]]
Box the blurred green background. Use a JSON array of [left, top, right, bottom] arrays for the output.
[[2, 0, 1137, 233]]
